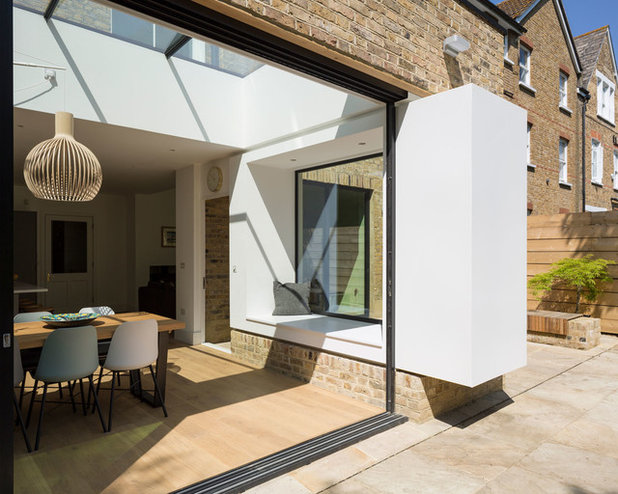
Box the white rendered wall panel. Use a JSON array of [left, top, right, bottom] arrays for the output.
[[395, 84, 527, 387]]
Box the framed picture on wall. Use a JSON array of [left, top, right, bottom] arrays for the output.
[[161, 226, 176, 247]]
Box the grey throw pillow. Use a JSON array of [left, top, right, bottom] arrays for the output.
[[272, 281, 311, 315]]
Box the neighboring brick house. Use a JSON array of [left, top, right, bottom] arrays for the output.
[[574, 27, 618, 212], [498, 0, 583, 215], [498, 0, 618, 214]]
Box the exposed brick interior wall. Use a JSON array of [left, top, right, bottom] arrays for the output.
[[502, 0, 581, 216], [231, 329, 503, 422], [205, 196, 230, 343], [301, 156, 383, 319]]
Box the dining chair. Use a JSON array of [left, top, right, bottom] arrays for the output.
[[80, 306, 115, 316], [94, 319, 167, 431], [14, 310, 66, 399], [26, 326, 107, 451], [14, 311, 52, 323], [13, 340, 32, 453]]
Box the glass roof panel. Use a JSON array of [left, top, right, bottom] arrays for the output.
[[15, 0, 263, 77], [13, 0, 48, 14]]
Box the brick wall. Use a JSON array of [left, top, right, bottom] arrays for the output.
[[502, 0, 581, 216], [231, 329, 503, 422], [205, 196, 231, 343], [197, 0, 505, 96], [583, 37, 618, 211]]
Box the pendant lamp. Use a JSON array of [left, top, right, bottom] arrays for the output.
[[24, 112, 102, 201]]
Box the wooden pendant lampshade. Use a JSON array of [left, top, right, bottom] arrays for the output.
[[24, 112, 102, 201]]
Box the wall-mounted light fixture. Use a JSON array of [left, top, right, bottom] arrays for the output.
[[443, 35, 470, 57]]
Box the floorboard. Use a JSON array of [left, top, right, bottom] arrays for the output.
[[14, 342, 383, 494]]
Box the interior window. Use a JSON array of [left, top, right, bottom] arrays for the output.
[[297, 156, 383, 320]]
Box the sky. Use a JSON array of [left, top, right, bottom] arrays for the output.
[[492, 0, 618, 59]]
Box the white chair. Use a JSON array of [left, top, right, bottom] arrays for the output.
[[13, 340, 32, 452], [80, 306, 115, 316], [26, 326, 107, 450], [14, 311, 52, 323], [93, 319, 167, 431]]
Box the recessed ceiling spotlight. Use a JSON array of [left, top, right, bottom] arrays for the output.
[[290, 158, 297, 162], [17, 124, 24, 128], [358, 142, 366, 145], [169, 148, 176, 152]]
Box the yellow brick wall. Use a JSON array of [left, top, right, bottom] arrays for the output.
[[503, 0, 581, 216]]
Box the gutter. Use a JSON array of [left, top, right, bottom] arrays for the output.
[[459, 0, 526, 35]]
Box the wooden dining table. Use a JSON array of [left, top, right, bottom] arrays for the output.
[[14, 311, 185, 407]]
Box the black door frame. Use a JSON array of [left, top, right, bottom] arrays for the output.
[[2, 1, 403, 492]]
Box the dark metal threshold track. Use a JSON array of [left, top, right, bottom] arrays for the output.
[[173, 412, 407, 494]]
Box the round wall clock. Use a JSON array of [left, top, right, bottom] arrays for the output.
[[206, 166, 223, 192]]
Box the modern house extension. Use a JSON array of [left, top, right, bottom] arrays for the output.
[[4, 0, 528, 492]]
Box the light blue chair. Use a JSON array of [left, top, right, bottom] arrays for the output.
[[80, 306, 115, 316], [26, 326, 107, 450], [14, 311, 52, 323], [13, 340, 32, 452]]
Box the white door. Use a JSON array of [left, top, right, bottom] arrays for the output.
[[44, 215, 94, 313]]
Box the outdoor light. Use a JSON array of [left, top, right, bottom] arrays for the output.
[[24, 112, 102, 201], [443, 35, 470, 57]]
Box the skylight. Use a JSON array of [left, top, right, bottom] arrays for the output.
[[13, 0, 264, 77]]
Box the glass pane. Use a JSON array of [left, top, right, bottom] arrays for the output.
[[51, 220, 87, 273], [110, 9, 153, 47], [53, 0, 112, 33], [154, 25, 178, 51], [13, 0, 48, 14], [298, 156, 383, 319]]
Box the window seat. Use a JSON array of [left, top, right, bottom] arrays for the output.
[[244, 314, 385, 362]]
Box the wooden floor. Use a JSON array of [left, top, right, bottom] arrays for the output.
[[14, 342, 382, 494]]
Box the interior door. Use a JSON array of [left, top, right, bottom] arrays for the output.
[[44, 215, 94, 313]]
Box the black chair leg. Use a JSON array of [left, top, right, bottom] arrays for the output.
[[34, 383, 48, 451], [57, 382, 63, 399], [92, 367, 103, 414], [19, 379, 26, 409], [88, 374, 107, 433], [117, 373, 122, 386], [26, 379, 38, 428], [13, 392, 32, 453], [149, 365, 168, 418], [79, 379, 87, 416], [68, 380, 77, 413], [108, 371, 116, 432]]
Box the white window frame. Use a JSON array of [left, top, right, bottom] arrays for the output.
[[591, 139, 603, 185], [559, 72, 569, 109], [519, 46, 532, 88], [614, 150, 618, 190], [596, 70, 616, 124], [559, 138, 569, 185], [503, 34, 514, 64]]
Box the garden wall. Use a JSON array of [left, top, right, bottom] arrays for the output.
[[528, 211, 618, 334]]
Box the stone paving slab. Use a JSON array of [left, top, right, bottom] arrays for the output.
[[246, 335, 618, 494]]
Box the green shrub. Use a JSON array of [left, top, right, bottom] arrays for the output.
[[528, 255, 615, 313]]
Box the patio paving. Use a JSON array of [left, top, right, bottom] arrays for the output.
[[248, 335, 618, 494]]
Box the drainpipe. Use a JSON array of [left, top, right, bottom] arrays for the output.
[[578, 87, 591, 212]]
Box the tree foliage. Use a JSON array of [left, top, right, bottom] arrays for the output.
[[528, 255, 615, 313]]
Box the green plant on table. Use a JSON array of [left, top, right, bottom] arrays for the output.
[[528, 255, 615, 313]]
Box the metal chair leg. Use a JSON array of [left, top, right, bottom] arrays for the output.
[[57, 382, 63, 399], [68, 380, 77, 413], [88, 374, 107, 433], [92, 366, 103, 414], [19, 379, 26, 409], [13, 392, 32, 453], [149, 365, 168, 418], [34, 383, 48, 451], [108, 371, 116, 432], [79, 379, 87, 416], [26, 379, 38, 428]]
